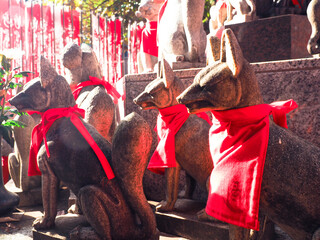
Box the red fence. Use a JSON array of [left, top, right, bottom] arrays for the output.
[[0, 0, 124, 85]]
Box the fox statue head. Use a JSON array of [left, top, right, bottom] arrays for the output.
[[177, 29, 263, 113], [133, 59, 185, 109]]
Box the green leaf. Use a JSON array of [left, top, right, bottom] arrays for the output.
[[8, 82, 17, 89], [3, 119, 26, 128], [0, 125, 14, 147], [13, 66, 21, 71], [13, 73, 23, 78], [18, 71, 33, 77], [1, 55, 11, 72]]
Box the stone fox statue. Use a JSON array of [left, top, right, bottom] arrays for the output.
[[177, 29, 320, 240], [135, 0, 164, 73], [157, 0, 207, 63], [134, 59, 213, 212], [307, 0, 320, 55], [9, 56, 158, 240], [62, 43, 116, 143]]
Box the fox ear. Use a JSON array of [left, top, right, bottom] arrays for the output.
[[40, 56, 58, 88], [207, 36, 221, 65], [162, 58, 174, 88], [220, 29, 243, 77]]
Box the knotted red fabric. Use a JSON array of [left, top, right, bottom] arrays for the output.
[[72, 76, 122, 104], [148, 104, 189, 175], [148, 104, 212, 175], [141, 21, 158, 57], [206, 99, 297, 230], [28, 105, 115, 180]]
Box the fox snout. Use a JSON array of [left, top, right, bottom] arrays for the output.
[[9, 92, 32, 112], [133, 91, 156, 110], [176, 83, 211, 114]]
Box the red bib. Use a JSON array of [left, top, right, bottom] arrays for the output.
[[148, 104, 212, 175], [206, 100, 297, 230], [72, 76, 122, 104], [141, 21, 158, 57], [28, 105, 115, 180]]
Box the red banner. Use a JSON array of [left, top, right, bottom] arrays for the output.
[[99, 16, 107, 77], [63, 6, 72, 46], [72, 9, 80, 45], [32, 3, 41, 78], [115, 19, 122, 82], [54, 5, 64, 75], [91, 13, 100, 62], [42, 4, 54, 66], [0, 0, 10, 51], [128, 22, 144, 74], [25, 1, 34, 80]]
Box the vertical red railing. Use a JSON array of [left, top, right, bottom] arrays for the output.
[[1, 0, 129, 87]]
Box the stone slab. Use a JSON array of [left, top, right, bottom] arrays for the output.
[[5, 179, 42, 207], [226, 15, 312, 63], [150, 199, 229, 240], [117, 57, 320, 202]]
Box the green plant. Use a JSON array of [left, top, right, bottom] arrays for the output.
[[0, 53, 32, 147]]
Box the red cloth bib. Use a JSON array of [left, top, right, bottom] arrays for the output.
[[141, 21, 158, 57], [28, 105, 115, 180], [148, 104, 189, 175], [148, 104, 212, 175], [206, 100, 297, 230], [72, 76, 122, 104]]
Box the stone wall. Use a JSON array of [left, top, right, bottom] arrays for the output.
[[116, 57, 320, 201]]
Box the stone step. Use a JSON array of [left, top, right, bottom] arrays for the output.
[[150, 199, 229, 240]]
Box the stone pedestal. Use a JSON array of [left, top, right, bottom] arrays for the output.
[[117, 57, 320, 202], [226, 15, 312, 62], [5, 179, 42, 207]]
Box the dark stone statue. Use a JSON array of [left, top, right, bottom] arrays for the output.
[[177, 28, 320, 240], [9, 56, 158, 240], [134, 59, 213, 213], [62, 43, 116, 143]]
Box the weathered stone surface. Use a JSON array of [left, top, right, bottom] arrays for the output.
[[150, 199, 229, 240], [226, 15, 312, 63], [118, 40, 320, 240], [8, 114, 41, 192], [5, 179, 42, 207], [117, 69, 206, 202], [307, 0, 320, 55], [62, 43, 116, 143], [157, 0, 207, 63], [177, 29, 320, 239], [133, 59, 212, 212], [9, 56, 158, 240]]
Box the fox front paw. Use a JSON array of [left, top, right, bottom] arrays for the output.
[[33, 217, 55, 230], [156, 200, 175, 212], [197, 208, 221, 222]]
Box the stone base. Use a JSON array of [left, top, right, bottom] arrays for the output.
[[5, 179, 42, 207], [150, 199, 229, 240], [33, 214, 89, 240], [33, 200, 228, 240], [225, 14, 312, 62]]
